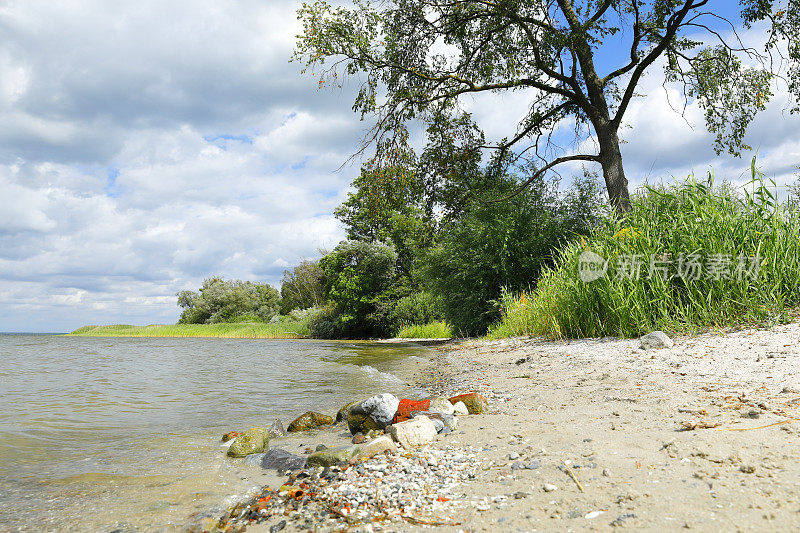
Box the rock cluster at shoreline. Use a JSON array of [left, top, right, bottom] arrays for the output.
[[188, 443, 480, 532], [188, 388, 489, 532]]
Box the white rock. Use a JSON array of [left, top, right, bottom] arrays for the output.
[[429, 397, 455, 415], [355, 435, 396, 460], [452, 401, 469, 416], [542, 483, 558, 492], [639, 331, 674, 350], [585, 511, 604, 519], [357, 393, 400, 428], [388, 415, 438, 449]]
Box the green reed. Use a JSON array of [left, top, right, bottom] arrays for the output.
[[489, 163, 800, 339]]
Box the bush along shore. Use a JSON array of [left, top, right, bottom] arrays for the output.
[[185, 388, 489, 532]]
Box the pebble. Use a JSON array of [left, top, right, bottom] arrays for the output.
[[206, 443, 481, 531], [602, 468, 612, 477], [543, 483, 558, 492], [508, 452, 519, 460], [610, 513, 637, 526]]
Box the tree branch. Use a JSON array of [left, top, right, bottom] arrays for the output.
[[485, 154, 601, 203], [612, 0, 710, 130]]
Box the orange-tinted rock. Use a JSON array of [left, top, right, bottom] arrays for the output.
[[393, 399, 431, 423], [448, 393, 488, 414], [221, 431, 240, 442]]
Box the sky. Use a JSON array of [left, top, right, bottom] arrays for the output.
[[1, 1, 798, 332]]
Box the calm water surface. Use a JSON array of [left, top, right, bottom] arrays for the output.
[[0, 334, 430, 531]]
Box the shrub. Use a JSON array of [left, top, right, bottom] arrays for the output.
[[489, 168, 800, 339], [318, 240, 399, 338], [424, 173, 604, 336], [288, 305, 325, 324], [280, 260, 326, 314], [177, 277, 281, 324], [390, 291, 443, 330]]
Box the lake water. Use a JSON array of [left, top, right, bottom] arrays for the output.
[[0, 334, 430, 531]]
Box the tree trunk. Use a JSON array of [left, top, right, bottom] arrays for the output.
[[596, 123, 631, 214]]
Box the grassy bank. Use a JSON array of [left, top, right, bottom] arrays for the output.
[[396, 321, 453, 338], [489, 168, 800, 339], [68, 322, 310, 339]]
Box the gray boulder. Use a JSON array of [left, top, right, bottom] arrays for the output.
[[243, 448, 307, 470], [411, 410, 458, 432], [351, 393, 399, 428], [640, 331, 674, 350]]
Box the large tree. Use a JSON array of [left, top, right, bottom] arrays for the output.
[[294, 0, 798, 212]]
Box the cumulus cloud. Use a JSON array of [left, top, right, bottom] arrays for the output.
[[0, 0, 357, 332]]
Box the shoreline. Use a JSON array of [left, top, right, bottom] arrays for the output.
[[66, 323, 310, 339], [195, 321, 800, 532], [65, 324, 454, 343]]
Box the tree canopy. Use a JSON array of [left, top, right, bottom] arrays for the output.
[[294, 0, 799, 212]]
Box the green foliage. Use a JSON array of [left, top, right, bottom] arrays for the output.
[[177, 277, 281, 324], [67, 322, 310, 338], [396, 321, 453, 339], [741, 1, 800, 113], [335, 165, 434, 287], [668, 46, 771, 156], [489, 164, 800, 339], [390, 291, 443, 330], [424, 173, 605, 336], [317, 240, 400, 338], [280, 260, 326, 314]]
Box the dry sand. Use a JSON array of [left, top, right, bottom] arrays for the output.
[[412, 322, 800, 531]]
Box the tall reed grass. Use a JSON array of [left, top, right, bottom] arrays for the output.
[[396, 321, 453, 339], [489, 164, 800, 339], [68, 322, 310, 338]]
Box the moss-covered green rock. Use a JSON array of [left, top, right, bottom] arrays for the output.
[[448, 393, 488, 414], [306, 445, 360, 467], [287, 411, 334, 432], [336, 401, 357, 423], [227, 427, 269, 457], [347, 411, 381, 435]]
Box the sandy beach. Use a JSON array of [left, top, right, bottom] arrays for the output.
[[227, 322, 800, 532]]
